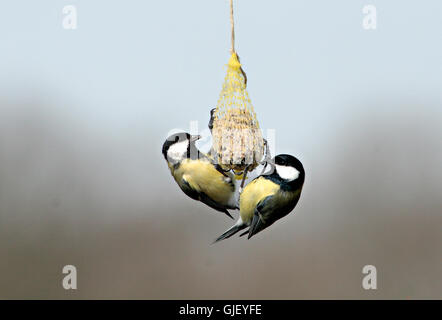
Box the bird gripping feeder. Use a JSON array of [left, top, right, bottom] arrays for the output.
[[211, 0, 265, 175]]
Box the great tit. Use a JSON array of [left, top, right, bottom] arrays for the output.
[[162, 132, 238, 219], [213, 154, 305, 242]]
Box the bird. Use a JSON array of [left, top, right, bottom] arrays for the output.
[[213, 154, 305, 242], [162, 132, 238, 219]]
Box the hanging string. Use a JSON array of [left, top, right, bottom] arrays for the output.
[[230, 0, 235, 54], [229, 0, 247, 85]]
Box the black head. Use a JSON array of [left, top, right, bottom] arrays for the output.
[[162, 132, 200, 163], [273, 154, 305, 184]]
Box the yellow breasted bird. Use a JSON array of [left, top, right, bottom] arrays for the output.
[[162, 132, 238, 219], [213, 154, 305, 242]]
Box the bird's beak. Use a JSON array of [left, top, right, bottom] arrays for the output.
[[190, 134, 202, 142], [260, 158, 276, 175]]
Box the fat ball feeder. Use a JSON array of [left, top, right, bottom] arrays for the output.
[[211, 0, 271, 189]]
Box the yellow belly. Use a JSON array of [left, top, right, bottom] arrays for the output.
[[172, 159, 234, 205], [239, 177, 279, 223]]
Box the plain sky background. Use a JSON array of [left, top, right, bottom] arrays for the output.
[[0, 1, 441, 299]]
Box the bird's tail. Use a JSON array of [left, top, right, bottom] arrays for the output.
[[247, 213, 264, 239], [220, 209, 234, 220], [212, 220, 246, 244]]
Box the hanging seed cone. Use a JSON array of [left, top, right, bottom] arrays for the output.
[[212, 52, 264, 173]]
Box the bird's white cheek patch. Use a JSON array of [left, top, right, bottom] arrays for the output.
[[275, 164, 300, 181], [167, 140, 189, 161]]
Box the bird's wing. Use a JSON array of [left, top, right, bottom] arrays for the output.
[[247, 193, 300, 239], [247, 196, 273, 239], [199, 192, 234, 219], [180, 177, 200, 201], [182, 174, 234, 219]]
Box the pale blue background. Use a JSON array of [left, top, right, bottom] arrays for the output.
[[0, 1, 441, 298]]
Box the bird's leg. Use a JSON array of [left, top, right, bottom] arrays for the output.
[[260, 139, 273, 175], [260, 162, 268, 176], [239, 165, 250, 193]]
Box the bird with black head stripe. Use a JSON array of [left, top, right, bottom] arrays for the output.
[[213, 154, 305, 242], [162, 132, 238, 219]]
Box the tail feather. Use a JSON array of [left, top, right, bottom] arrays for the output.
[[212, 223, 246, 244], [238, 229, 249, 237], [221, 209, 234, 220], [247, 214, 264, 239]]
